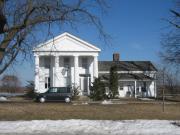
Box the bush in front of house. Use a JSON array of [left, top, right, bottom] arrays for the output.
[[90, 78, 106, 101], [109, 66, 119, 98], [72, 86, 80, 100]]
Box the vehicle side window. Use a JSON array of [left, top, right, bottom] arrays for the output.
[[57, 87, 71, 93], [67, 87, 71, 93], [49, 88, 57, 93], [58, 87, 66, 93]]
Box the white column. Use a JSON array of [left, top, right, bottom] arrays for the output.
[[54, 56, 59, 87], [93, 56, 98, 78], [139, 86, 142, 97], [134, 81, 137, 98], [154, 81, 157, 98], [154, 73, 157, 98], [34, 55, 39, 92], [74, 55, 79, 87], [87, 76, 90, 95], [89, 57, 94, 83]]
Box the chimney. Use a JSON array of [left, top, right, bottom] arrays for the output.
[[113, 53, 120, 61]]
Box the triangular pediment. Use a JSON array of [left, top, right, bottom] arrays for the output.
[[33, 32, 101, 52]]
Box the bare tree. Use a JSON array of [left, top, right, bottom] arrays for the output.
[[0, 0, 108, 75], [0, 75, 21, 93], [0, 0, 7, 34], [25, 81, 35, 99], [160, 1, 180, 66], [157, 65, 180, 96]]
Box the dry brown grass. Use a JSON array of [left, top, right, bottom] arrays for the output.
[[0, 102, 179, 121]]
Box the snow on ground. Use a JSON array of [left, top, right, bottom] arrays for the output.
[[0, 120, 180, 135]]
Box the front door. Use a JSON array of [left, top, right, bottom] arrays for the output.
[[45, 77, 51, 91], [79, 75, 91, 95]]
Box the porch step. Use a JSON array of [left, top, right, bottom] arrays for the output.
[[77, 96, 90, 101]]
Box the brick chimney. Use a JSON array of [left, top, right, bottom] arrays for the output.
[[113, 53, 120, 61]]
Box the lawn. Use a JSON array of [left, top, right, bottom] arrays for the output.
[[0, 102, 180, 120]]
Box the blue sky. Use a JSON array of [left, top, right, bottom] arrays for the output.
[[6, 0, 174, 86]]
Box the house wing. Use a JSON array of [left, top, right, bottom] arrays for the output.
[[33, 32, 101, 52]]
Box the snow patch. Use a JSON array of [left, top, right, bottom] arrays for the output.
[[0, 120, 179, 135], [139, 98, 154, 101], [101, 100, 113, 104], [101, 100, 126, 105], [72, 102, 89, 105], [0, 96, 7, 101]]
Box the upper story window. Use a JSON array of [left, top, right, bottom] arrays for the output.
[[64, 57, 70, 68], [44, 57, 51, 68], [39, 56, 51, 69], [81, 57, 88, 69]]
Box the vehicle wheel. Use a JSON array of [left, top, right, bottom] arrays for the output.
[[65, 97, 71, 103], [39, 97, 46, 103]]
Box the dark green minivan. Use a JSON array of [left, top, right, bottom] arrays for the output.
[[36, 87, 72, 103]]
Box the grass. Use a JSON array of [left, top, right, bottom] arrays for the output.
[[0, 101, 180, 121]]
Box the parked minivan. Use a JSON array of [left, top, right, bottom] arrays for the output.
[[36, 87, 72, 103]]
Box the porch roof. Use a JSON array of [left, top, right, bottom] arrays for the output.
[[99, 73, 154, 81]]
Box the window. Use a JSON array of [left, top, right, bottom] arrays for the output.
[[44, 57, 51, 69], [142, 82, 147, 92], [82, 57, 88, 69], [45, 77, 50, 89], [39, 57, 44, 67], [120, 87, 124, 91], [136, 87, 139, 92], [64, 57, 70, 68], [142, 87, 146, 92]]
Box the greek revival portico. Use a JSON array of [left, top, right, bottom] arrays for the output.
[[33, 32, 100, 95]]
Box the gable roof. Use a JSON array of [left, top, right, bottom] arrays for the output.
[[33, 32, 101, 52], [98, 61, 157, 71]]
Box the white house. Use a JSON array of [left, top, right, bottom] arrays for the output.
[[98, 56, 157, 98], [33, 32, 100, 96], [33, 32, 157, 98]]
